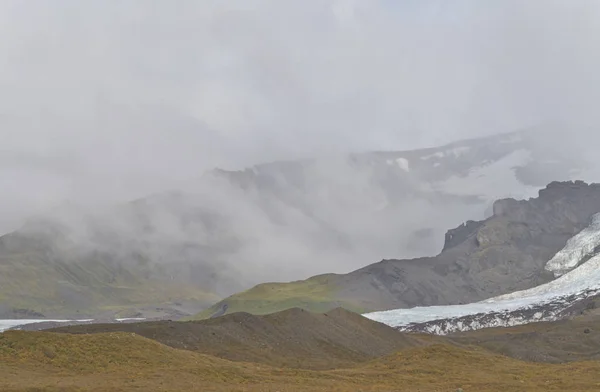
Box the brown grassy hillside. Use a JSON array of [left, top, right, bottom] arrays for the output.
[[48, 307, 425, 369], [447, 313, 600, 363], [2, 330, 600, 391], [7, 308, 600, 391]]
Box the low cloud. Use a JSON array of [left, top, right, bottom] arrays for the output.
[[0, 1, 599, 291]]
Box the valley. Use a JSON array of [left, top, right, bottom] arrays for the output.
[[3, 1, 600, 390]]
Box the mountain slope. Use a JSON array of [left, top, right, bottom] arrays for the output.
[[0, 224, 219, 318], [196, 180, 600, 318], [191, 274, 368, 320]]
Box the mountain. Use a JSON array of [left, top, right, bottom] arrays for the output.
[[206, 127, 594, 270], [195, 180, 600, 319], [365, 201, 600, 334], [3, 127, 600, 318]]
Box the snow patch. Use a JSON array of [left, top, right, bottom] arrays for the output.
[[425, 149, 538, 201], [396, 158, 409, 172], [421, 151, 445, 160], [385, 158, 410, 172], [420, 146, 471, 161], [115, 318, 146, 322]]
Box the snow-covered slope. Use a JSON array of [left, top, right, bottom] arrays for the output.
[[207, 128, 596, 276], [363, 213, 600, 334]]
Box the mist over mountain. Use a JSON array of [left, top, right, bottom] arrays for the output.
[[1, 0, 600, 230], [2, 128, 600, 318], [6, 4, 600, 392], [1, 1, 600, 318]]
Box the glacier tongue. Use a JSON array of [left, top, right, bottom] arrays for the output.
[[363, 213, 600, 333], [0, 319, 88, 333], [545, 213, 600, 277]]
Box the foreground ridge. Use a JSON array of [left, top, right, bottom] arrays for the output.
[[3, 323, 600, 391]]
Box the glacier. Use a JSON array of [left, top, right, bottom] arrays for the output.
[[0, 319, 92, 333], [544, 213, 600, 277], [0, 317, 146, 333], [364, 213, 600, 334]]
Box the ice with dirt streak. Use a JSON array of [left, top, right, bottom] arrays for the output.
[[545, 213, 600, 277]]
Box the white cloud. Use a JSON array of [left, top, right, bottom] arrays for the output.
[[0, 0, 598, 231]]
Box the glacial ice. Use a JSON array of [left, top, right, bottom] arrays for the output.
[[545, 213, 600, 277], [0, 319, 92, 333]]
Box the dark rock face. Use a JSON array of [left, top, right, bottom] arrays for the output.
[[333, 181, 600, 312], [443, 220, 483, 251]]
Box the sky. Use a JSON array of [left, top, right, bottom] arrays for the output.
[[0, 0, 599, 231]]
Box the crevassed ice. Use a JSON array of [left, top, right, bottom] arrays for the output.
[[364, 254, 600, 328], [545, 213, 600, 277], [364, 214, 600, 328]]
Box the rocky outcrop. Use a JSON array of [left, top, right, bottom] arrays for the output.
[[492, 197, 523, 217], [443, 220, 483, 251]]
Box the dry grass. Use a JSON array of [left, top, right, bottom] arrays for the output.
[[48, 308, 423, 370], [3, 330, 600, 391], [446, 314, 600, 363]]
